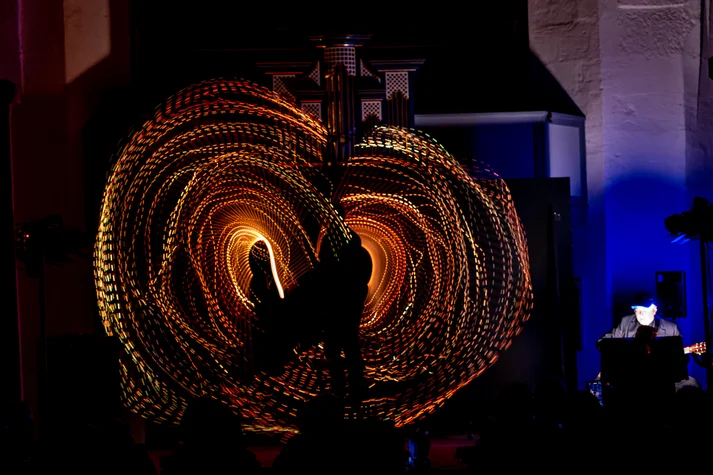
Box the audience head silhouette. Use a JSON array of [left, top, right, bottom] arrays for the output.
[[179, 396, 245, 447]]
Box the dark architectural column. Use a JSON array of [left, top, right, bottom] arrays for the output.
[[256, 33, 424, 165], [325, 61, 355, 165], [1, 78, 21, 406]]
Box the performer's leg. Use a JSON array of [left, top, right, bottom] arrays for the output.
[[323, 336, 346, 399], [343, 317, 365, 411]]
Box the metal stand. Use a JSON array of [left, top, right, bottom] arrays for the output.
[[698, 239, 713, 393], [1, 79, 21, 407]]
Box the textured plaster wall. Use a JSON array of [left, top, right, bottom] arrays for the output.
[[530, 0, 708, 389], [685, 2, 713, 390], [687, 6, 713, 196], [529, 0, 607, 389]]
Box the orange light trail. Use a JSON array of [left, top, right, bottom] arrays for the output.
[[94, 78, 533, 435]]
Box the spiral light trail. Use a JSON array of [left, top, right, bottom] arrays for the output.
[[94, 78, 533, 435]]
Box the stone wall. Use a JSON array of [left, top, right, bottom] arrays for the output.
[[529, 0, 709, 389]]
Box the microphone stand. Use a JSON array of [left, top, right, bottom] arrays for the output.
[[697, 239, 713, 393]]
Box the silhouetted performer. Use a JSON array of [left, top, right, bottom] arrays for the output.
[[248, 239, 327, 375], [248, 240, 292, 375], [317, 203, 372, 406], [246, 203, 373, 400]]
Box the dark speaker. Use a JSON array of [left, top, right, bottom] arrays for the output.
[[41, 333, 121, 428], [656, 271, 686, 319]]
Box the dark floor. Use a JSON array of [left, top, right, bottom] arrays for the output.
[[149, 434, 476, 472]]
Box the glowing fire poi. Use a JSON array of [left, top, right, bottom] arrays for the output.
[[94, 78, 533, 435]]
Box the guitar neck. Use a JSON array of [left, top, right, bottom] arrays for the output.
[[684, 342, 706, 355]]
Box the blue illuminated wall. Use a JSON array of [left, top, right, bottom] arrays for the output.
[[416, 110, 709, 392], [601, 135, 708, 391], [521, 0, 712, 401]]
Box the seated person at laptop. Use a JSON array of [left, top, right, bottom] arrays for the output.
[[596, 292, 701, 391], [605, 292, 680, 339]]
